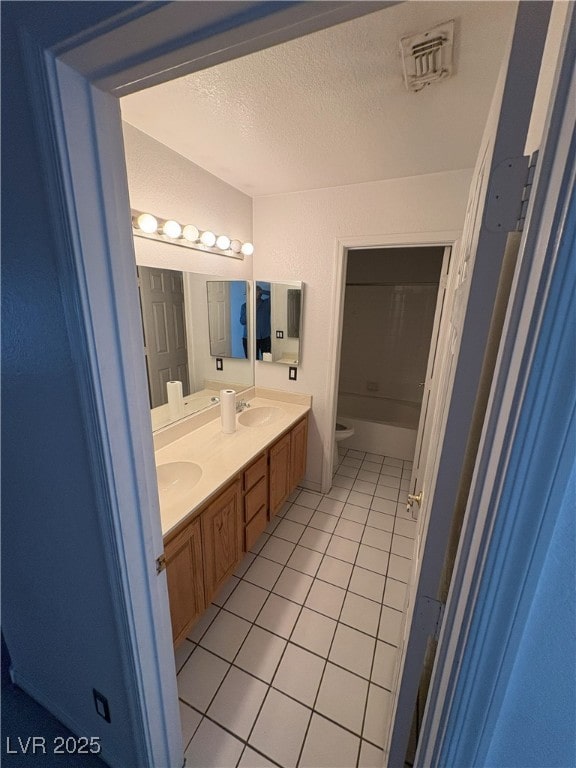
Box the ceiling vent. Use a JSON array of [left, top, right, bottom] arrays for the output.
[[400, 20, 454, 93]]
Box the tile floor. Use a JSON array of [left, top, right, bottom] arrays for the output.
[[175, 447, 416, 768]]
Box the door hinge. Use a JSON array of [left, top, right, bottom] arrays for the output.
[[415, 595, 445, 641], [516, 150, 539, 232], [156, 553, 167, 574]]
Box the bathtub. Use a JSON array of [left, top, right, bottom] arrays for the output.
[[337, 392, 419, 461]]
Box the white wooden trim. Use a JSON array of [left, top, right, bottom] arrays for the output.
[[323, 231, 461, 492], [418, 8, 575, 765]]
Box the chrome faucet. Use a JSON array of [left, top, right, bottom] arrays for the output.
[[235, 400, 250, 413]]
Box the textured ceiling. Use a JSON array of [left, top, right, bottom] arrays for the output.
[[120, 1, 517, 197]]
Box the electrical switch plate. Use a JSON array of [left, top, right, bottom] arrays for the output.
[[216, 358, 223, 370], [289, 366, 297, 381]]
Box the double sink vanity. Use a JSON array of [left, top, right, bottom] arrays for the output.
[[154, 389, 311, 647]]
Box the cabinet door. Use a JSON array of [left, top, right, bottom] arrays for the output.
[[164, 517, 205, 647], [202, 480, 241, 604], [269, 432, 291, 516], [290, 417, 308, 490]]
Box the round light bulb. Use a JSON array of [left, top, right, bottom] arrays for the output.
[[241, 241, 254, 256], [216, 235, 231, 250], [136, 213, 158, 234], [182, 224, 199, 242], [200, 230, 217, 247], [230, 240, 242, 253], [162, 219, 182, 238]]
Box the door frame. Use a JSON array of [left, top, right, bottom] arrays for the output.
[[324, 232, 461, 494]]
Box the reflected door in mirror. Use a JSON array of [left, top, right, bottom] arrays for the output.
[[138, 266, 190, 407]]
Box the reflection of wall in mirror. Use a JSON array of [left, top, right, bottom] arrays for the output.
[[271, 284, 300, 364]]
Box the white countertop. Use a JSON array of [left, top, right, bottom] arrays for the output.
[[156, 394, 311, 538]]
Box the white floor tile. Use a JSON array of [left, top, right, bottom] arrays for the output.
[[342, 503, 369, 525], [340, 592, 381, 637], [234, 551, 255, 577], [272, 567, 313, 604], [187, 603, 219, 642], [174, 639, 195, 673], [338, 465, 360, 479], [348, 449, 366, 459], [273, 518, 306, 544], [286, 545, 323, 576], [342, 456, 362, 468], [316, 556, 353, 589], [394, 517, 417, 539], [357, 469, 380, 484], [309, 509, 338, 533], [224, 580, 269, 622], [356, 544, 389, 576], [316, 662, 369, 736], [347, 490, 373, 509], [300, 713, 361, 768], [327, 485, 351, 502], [305, 580, 346, 620], [208, 666, 268, 739], [334, 517, 364, 542], [259, 535, 295, 565], [250, 688, 311, 768], [332, 474, 355, 490], [359, 740, 385, 768], [250, 531, 270, 554], [284, 503, 314, 525], [179, 701, 202, 750], [370, 496, 397, 516], [213, 575, 239, 606], [349, 566, 386, 604], [234, 625, 286, 683], [363, 684, 393, 748], [296, 490, 323, 509], [383, 578, 408, 612], [200, 610, 252, 661], [298, 527, 331, 553], [383, 457, 403, 468], [325, 535, 360, 564], [290, 607, 337, 657], [361, 526, 392, 553], [366, 510, 395, 533], [377, 474, 401, 490], [318, 496, 345, 516], [374, 484, 399, 502], [378, 605, 404, 647], [372, 640, 397, 690], [364, 454, 384, 465], [178, 646, 229, 711], [391, 534, 415, 559], [244, 556, 283, 590], [272, 642, 325, 706], [256, 593, 301, 639], [184, 717, 244, 768], [329, 623, 376, 679], [238, 746, 277, 767], [353, 479, 377, 495], [387, 553, 412, 584]]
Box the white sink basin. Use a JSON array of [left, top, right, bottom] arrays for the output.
[[238, 406, 282, 427], [156, 461, 202, 492]]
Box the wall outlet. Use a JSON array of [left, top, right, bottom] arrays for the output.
[[93, 689, 111, 722], [367, 381, 379, 392], [276, 330, 284, 339], [216, 358, 223, 371], [289, 366, 297, 381]]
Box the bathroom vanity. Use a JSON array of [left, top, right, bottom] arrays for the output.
[[155, 390, 310, 647]]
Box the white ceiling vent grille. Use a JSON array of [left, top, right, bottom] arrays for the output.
[[400, 20, 454, 93]]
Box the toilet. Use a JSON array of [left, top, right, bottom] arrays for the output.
[[333, 420, 355, 470]]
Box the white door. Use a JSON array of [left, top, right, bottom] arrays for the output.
[[387, 3, 552, 763], [207, 280, 232, 358]]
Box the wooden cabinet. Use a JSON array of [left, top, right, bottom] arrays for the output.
[[164, 517, 205, 647], [269, 416, 308, 517], [201, 480, 242, 605], [243, 453, 268, 551]]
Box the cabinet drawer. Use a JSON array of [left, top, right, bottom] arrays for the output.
[[244, 476, 267, 523], [244, 453, 267, 492], [245, 505, 267, 551]]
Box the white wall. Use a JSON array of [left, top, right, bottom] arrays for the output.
[[122, 123, 253, 280], [253, 169, 473, 489]]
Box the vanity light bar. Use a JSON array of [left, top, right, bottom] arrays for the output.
[[131, 209, 254, 260]]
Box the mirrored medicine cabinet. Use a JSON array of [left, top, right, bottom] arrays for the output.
[[255, 280, 303, 366]]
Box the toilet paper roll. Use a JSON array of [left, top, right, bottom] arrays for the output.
[[220, 389, 237, 434], [167, 380, 184, 421]]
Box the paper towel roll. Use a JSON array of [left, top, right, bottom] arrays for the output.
[[167, 380, 184, 421], [220, 389, 237, 434]]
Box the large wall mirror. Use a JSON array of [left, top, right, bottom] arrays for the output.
[[138, 266, 252, 430], [255, 280, 303, 365]]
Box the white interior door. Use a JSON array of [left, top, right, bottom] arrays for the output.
[[207, 280, 232, 358], [386, 3, 552, 764]]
